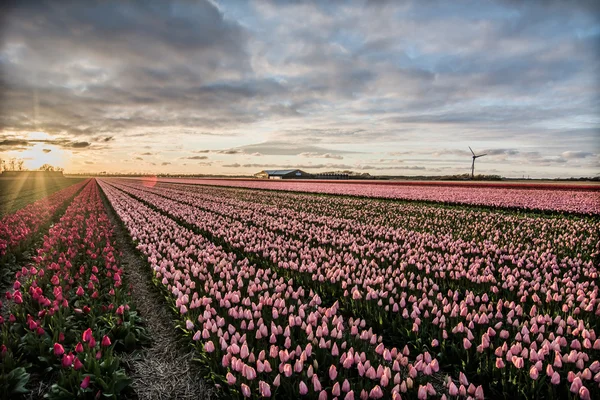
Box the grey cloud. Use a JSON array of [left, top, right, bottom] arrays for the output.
[[561, 151, 595, 159], [0, 137, 93, 150], [70, 141, 91, 148], [161, 162, 171, 166], [482, 149, 520, 156], [42, 149, 52, 153], [299, 152, 344, 160], [184, 156, 208, 160], [0, 0, 254, 138], [231, 163, 427, 171], [0, 139, 29, 147], [236, 141, 354, 156], [216, 149, 243, 155]]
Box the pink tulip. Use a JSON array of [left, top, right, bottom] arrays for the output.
[[512, 356, 524, 369], [81, 376, 91, 389], [448, 382, 458, 396], [299, 381, 308, 395], [570, 377, 583, 393], [82, 328, 93, 342], [226, 372, 236, 385], [62, 353, 74, 368], [73, 357, 84, 371], [417, 385, 427, 399], [369, 385, 383, 399], [329, 364, 338, 380], [259, 381, 271, 397], [312, 375, 322, 392], [205, 341, 215, 353], [101, 335, 111, 347], [459, 372, 468, 386], [241, 383, 251, 398], [53, 343, 65, 356], [530, 366, 539, 380], [579, 386, 591, 400], [333, 382, 341, 396], [342, 379, 350, 392]]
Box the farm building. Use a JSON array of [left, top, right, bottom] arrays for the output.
[[254, 169, 312, 179]]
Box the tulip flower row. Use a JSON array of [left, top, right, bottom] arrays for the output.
[[98, 179, 476, 399], [0, 179, 89, 260], [104, 178, 599, 399], [1, 179, 146, 399], [154, 178, 600, 215], [108, 179, 599, 323], [141, 181, 599, 266]]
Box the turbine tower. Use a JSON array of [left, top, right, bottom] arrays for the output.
[[469, 147, 487, 179]]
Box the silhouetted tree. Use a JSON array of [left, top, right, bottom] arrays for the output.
[[39, 164, 55, 171]]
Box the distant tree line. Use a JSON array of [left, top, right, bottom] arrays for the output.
[[0, 158, 63, 172], [0, 158, 25, 172]]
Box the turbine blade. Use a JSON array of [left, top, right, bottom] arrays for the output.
[[469, 146, 475, 156]]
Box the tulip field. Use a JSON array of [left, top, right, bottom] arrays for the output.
[[1, 177, 599, 399], [1, 179, 148, 399]]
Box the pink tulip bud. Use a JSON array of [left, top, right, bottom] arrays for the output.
[[579, 386, 591, 400], [333, 382, 341, 396], [81, 376, 91, 389], [530, 366, 539, 380], [241, 383, 251, 398], [448, 382, 458, 396], [417, 385, 427, 400], [369, 385, 383, 399], [342, 379, 350, 392], [205, 341, 215, 353], [299, 381, 308, 396], [570, 377, 583, 393], [329, 364, 338, 380], [82, 328, 93, 342], [53, 343, 65, 356], [259, 381, 271, 398]]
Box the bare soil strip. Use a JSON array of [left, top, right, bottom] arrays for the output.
[[99, 187, 213, 400]]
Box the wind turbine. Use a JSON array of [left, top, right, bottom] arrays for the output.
[[469, 146, 487, 179]]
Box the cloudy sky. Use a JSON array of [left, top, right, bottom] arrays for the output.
[[1, 0, 598, 178]]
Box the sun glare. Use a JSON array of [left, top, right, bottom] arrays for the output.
[[20, 143, 68, 170]]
